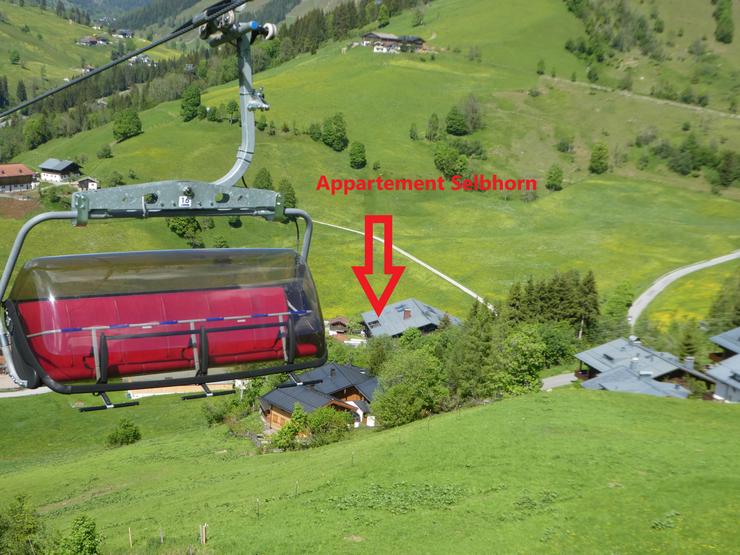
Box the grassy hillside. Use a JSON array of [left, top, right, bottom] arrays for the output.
[[1, 388, 739, 553], [641, 258, 740, 327], [0, 0, 178, 92], [5, 0, 740, 320]]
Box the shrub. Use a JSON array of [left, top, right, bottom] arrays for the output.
[[322, 113, 349, 151], [106, 418, 141, 447], [635, 127, 658, 147], [349, 141, 367, 169], [434, 142, 468, 179], [96, 144, 112, 159], [445, 105, 468, 136], [60, 515, 104, 555], [556, 137, 574, 153], [202, 399, 232, 426], [589, 143, 609, 174], [228, 215, 242, 228], [308, 122, 322, 141], [546, 164, 563, 191], [306, 407, 353, 446], [256, 114, 268, 131]]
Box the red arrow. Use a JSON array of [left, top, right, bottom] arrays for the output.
[[352, 215, 406, 316]]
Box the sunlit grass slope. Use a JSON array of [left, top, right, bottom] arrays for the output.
[[0, 388, 739, 553]]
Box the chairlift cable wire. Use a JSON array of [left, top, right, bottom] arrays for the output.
[[0, 0, 253, 120]]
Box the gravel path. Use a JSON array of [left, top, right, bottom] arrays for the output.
[[628, 250, 740, 326]]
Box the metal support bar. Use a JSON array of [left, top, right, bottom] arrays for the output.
[[182, 384, 235, 400], [285, 209, 313, 262], [212, 30, 270, 187], [276, 372, 323, 389], [78, 392, 140, 412]]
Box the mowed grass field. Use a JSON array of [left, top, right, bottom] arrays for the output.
[[641, 258, 740, 327], [8, 0, 740, 319], [0, 388, 739, 553]]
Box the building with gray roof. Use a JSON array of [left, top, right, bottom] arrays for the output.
[[576, 337, 713, 383], [710, 326, 740, 357], [582, 366, 691, 399], [576, 337, 714, 399], [706, 355, 740, 403], [38, 159, 81, 183], [361, 298, 460, 338], [708, 326, 740, 402], [260, 363, 378, 429]]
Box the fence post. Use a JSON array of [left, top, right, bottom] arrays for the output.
[[128, 527, 132, 548]]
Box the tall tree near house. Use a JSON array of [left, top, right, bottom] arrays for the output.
[[521, 276, 539, 322], [377, 4, 390, 28], [506, 282, 525, 323], [678, 321, 700, 360], [579, 270, 600, 339], [448, 300, 495, 402]]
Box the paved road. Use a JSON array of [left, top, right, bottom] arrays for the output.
[[628, 250, 740, 326], [0, 386, 50, 398], [541, 373, 577, 390], [315, 220, 497, 313]]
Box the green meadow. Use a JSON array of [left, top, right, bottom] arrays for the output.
[[641, 258, 740, 327], [1, 388, 739, 553]]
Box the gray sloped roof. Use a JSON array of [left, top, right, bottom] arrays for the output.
[[710, 326, 740, 355], [260, 386, 336, 415], [292, 362, 378, 401], [363, 31, 399, 40], [582, 367, 690, 399], [361, 298, 460, 337], [575, 337, 713, 383], [39, 158, 78, 172], [260, 363, 378, 415], [707, 355, 740, 389]]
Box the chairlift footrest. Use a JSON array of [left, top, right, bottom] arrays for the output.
[[78, 400, 140, 412], [182, 389, 235, 400]]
